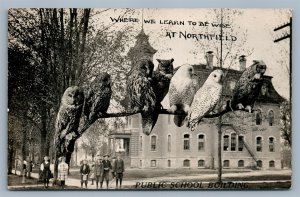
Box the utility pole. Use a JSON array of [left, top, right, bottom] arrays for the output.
[[217, 8, 224, 183], [274, 17, 292, 99]]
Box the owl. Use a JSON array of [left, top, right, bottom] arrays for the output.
[[168, 65, 199, 127], [187, 69, 224, 131], [231, 60, 266, 112], [127, 59, 156, 135], [84, 72, 112, 125], [150, 58, 174, 130], [55, 86, 84, 155]]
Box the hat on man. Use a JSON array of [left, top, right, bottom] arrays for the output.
[[103, 153, 110, 157]]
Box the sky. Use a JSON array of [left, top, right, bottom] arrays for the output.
[[95, 8, 291, 101]]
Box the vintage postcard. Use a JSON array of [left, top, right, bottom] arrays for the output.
[[7, 8, 291, 190]]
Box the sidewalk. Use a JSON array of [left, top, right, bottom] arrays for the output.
[[9, 169, 291, 190]]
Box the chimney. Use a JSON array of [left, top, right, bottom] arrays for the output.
[[239, 55, 246, 71], [205, 51, 214, 69]]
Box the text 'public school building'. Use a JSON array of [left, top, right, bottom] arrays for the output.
[[108, 29, 285, 170]]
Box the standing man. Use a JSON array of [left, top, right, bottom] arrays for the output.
[[80, 159, 90, 189], [114, 152, 125, 188], [100, 154, 112, 189], [94, 157, 104, 189]]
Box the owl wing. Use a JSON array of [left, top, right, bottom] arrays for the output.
[[169, 82, 181, 107]]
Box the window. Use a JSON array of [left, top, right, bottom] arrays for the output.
[[268, 110, 274, 126], [183, 159, 190, 167], [198, 134, 205, 151], [269, 160, 275, 168], [168, 115, 171, 124], [238, 160, 244, 167], [126, 116, 132, 128], [150, 160, 156, 167], [231, 133, 237, 151], [167, 135, 171, 152], [139, 136, 143, 151], [257, 160, 262, 168], [256, 137, 262, 152], [238, 136, 244, 151], [223, 160, 230, 168], [223, 135, 229, 151], [167, 160, 171, 167], [256, 109, 262, 125], [150, 135, 157, 151], [183, 134, 190, 150], [269, 137, 275, 152], [139, 160, 142, 167], [198, 160, 205, 167]]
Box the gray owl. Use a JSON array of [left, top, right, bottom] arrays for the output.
[[231, 60, 266, 112], [55, 86, 84, 156], [127, 59, 156, 135], [84, 72, 112, 125], [151, 58, 174, 130], [187, 69, 224, 131], [168, 65, 199, 127]]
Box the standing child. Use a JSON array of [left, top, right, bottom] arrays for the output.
[[80, 159, 90, 189], [58, 157, 69, 189]]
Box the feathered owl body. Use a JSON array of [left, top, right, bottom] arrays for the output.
[[187, 69, 224, 131], [127, 59, 156, 135], [83, 72, 112, 124], [231, 60, 266, 112], [55, 86, 84, 155], [168, 65, 199, 126]]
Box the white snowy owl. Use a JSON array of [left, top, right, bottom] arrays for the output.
[[187, 69, 224, 131], [168, 65, 199, 127]]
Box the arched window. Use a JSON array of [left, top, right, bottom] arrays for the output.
[[151, 160, 156, 167], [231, 133, 237, 151], [238, 136, 244, 151], [257, 160, 262, 168], [238, 160, 244, 167], [139, 136, 143, 151], [256, 109, 262, 125], [167, 134, 171, 152], [183, 134, 190, 150], [269, 160, 275, 168], [150, 135, 157, 151], [183, 159, 190, 167], [167, 160, 171, 167], [269, 137, 275, 152], [198, 134, 205, 151], [198, 160, 205, 167], [223, 135, 229, 151], [268, 110, 274, 126], [223, 160, 230, 168], [256, 137, 262, 152]]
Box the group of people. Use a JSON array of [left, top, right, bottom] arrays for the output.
[[39, 156, 68, 189], [81, 153, 125, 189], [38, 153, 124, 189]]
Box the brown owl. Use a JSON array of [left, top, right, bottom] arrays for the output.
[[168, 65, 199, 127], [55, 86, 84, 157], [127, 59, 156, 135], [83, 72, 112, 125]]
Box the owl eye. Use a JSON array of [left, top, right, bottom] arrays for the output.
[[213, 74, 217, 78]]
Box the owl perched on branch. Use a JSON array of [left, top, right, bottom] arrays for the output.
[[168, 65, 199, 127], [151, 58, 174, 130], [55, 86, 84, 155], [127, 59, 156, 135], [187, 69, 224, 131], [231, 60, 267, 112], [83, 72, 112, 125]]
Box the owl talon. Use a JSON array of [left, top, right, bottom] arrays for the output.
[[245, 105, 252, 113], [168, 105, 177, 113]]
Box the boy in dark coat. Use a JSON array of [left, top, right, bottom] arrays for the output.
[[100, 154, 112, 189], [114, 153, 125, 188], [80, 160, 90, 188]]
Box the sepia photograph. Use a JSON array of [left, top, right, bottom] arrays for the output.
[[7, 8, 291, 190]]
